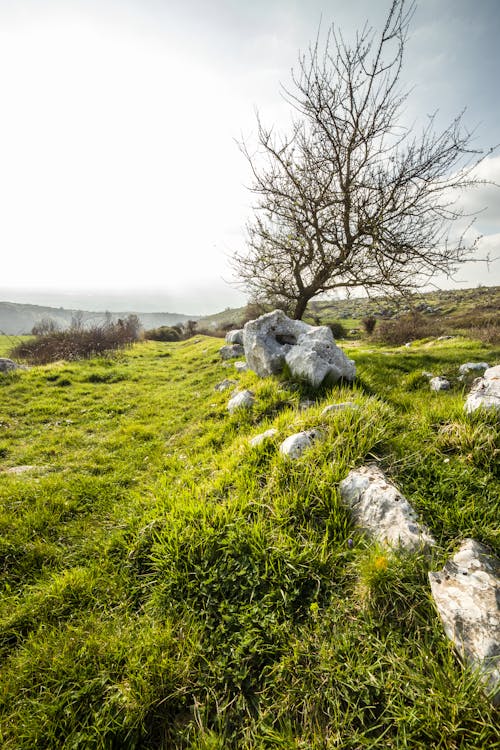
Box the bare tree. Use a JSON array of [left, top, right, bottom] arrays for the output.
[[233, 0, 496, 319]]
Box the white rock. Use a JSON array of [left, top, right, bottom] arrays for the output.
[[227, 389, 254, 413], [459, 362, 489, 375], [430, 376, 451, 391], [220, 344, 245, 360], [422, 371, 434, 379], [339, 465, 435, 551], [279, 429, 321, 459], [214, 379, 237, 392], [464, 364, 500, 414], [234, 361, 249, 372], [321, 402, 358, 416], [429, 539, 500, 706], [225, 329, 244, 345], [243, 309, 355, 387], [249, 428, 278, 447]]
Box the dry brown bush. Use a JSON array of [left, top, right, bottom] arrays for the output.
[[11, 316, 142, 364], [374, 313, 444, 345]]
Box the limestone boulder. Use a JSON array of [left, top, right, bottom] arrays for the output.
[[464, 364, 500, 414], [225, 329, 244, 345], [339, 465, 435, 551], [227, 389, 254, 413], [429, 539, 500, 705], [279, 429, 321, 459], [243, 310, 355, 387], [219, 344, 245, 360]]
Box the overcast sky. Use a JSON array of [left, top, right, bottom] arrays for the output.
[[0, 0, 499, 313]]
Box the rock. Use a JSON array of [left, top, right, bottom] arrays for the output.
[[279, 429, 321, 459], [464, 364, 500, 414], [422, 371, 434, 379], [437, 335, 454, 341], [4, 464, 41, 474], [339, 465, 435, 551], [243, 310, 355, 387], [459, 362, 490, 375], [227, 389, 254, 413], [299, 399, 315, 411], [225, 329, 244, 345], [214, 379, 237, 392], [430, 376, 451, 391], [234, 361, 249, 372], [321, 402, 358, 416], [249, 428, 278, 447], [0, 358, 20, 373], [429, 539, 500, 706], [220, 344, 245, 360]]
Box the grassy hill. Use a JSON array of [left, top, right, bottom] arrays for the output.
[[0, 330, 499, 747]]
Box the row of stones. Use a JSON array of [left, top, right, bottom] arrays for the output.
[[214, 371, 499, 706]]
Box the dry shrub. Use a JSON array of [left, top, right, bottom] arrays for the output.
[[374, 313, 443, 345], [11, 316, 142, 364], [465, 324, 500, 346]]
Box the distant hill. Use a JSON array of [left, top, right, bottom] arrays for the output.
[[0, 301, 195, 336]]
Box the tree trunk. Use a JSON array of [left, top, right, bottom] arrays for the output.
[[293, 295, 310, 320]]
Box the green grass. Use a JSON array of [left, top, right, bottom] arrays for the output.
[[0, 334, 498, 748]]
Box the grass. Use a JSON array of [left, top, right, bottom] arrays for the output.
[[0, 332, 498, 748]]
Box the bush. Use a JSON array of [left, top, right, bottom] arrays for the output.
[[374, 313, 443, 345], [10, 316, 142, 364], [328, 321, 346, 339], [145, 326, 181, 342], [362, 316, 377, 335]]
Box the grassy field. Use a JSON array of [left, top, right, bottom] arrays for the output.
[[0, 332, 499, 748]]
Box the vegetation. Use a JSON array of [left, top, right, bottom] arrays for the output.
[[0, 320, 498, 747], [9, 315, 142, 364], [233, 0, 495, 319]]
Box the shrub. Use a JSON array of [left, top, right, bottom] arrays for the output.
[[362, 316, 377, 335], [10, 316, 143, 364], [328, 321, 346, 339], [145, 326, 181, 342], [374, 313, 443, 345]]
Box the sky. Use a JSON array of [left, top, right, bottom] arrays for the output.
[[0, 0, 499, 314]]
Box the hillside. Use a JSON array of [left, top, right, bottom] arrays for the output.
[[0, 300, 194, 336], [0, 328, 498, 747]]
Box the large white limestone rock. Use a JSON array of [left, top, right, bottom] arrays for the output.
[[339, 465, 435, 551], [429, 539, 500, 705], [225, 329, 244, 345], [464, 364, 500, 414], [243, 310, 355, 387], [279, 429, 321, 459]]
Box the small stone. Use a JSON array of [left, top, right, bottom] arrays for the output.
[[249, 428, 278, 447], [214, 379, 237, 392], [321, 402, 358, 416], [279, 429, 321, 459], [227, 389, 254, 413], [430, 376, 451, 392], [0, 358, 21, 373], [459, 362, 489, 375], [429, 539, 500, 706], [3, 465, 39, 474], [220, 344, 245, 360], [234, 361, 249, 372]]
